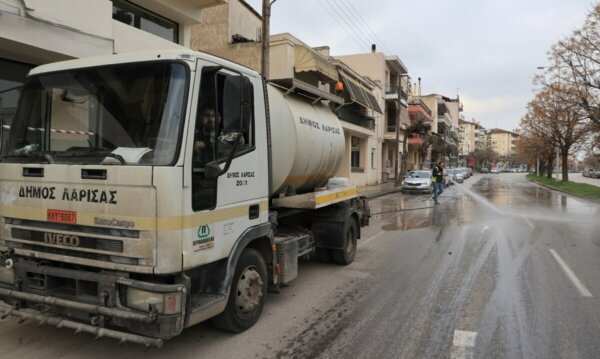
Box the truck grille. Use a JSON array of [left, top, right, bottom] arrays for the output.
[[11, 228, 123, 253], [5, 218, 139, 238], [5, 241, 138, 265]]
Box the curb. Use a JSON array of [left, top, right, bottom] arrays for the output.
[[526, 177, 600, 205], [362, 187, 404, 199]]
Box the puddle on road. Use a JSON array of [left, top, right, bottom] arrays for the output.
[[372, 177, 600, 234], [373, 191, 482, 233]]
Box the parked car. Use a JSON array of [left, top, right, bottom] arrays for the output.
[[447, 168, 464, 183], [583, 168, 596, 177], [480, 167, 489, 173], [459, 168, 470, 179], [401, 170, 433, 194], [490, 168, 500, 174], [467, 167, 474, 176], [592, 170, 600, 179]]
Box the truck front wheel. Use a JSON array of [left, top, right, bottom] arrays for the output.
[[212, 248, 267, 332], [332, 219, 358, 265]]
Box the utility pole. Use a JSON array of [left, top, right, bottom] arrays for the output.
[[261, 0, 273, 78]]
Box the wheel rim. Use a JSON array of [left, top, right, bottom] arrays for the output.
[[346, 226, 355, 256], [236, 266, 264, 314]]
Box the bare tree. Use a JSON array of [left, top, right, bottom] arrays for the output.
[[522, 84, 589, 181]]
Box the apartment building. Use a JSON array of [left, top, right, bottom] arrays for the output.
[[0, 0, 224, 143], [488, 128, 519, 157], [335, 48, 409, 182], [459, 118, 485, 155]]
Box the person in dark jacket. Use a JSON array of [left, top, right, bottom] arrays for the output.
[[432, 160, 445, 204]]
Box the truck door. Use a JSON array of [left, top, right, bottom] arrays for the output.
[[183, 63, 266, 269]]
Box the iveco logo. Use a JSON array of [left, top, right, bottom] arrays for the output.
[[44, 233, 80, 247]]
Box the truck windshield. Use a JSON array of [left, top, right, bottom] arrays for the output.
[[1, 61, 188, 165]]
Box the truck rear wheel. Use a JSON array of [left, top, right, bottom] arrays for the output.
[[212, 248, 267, 332], [332, 219, 357, 265]]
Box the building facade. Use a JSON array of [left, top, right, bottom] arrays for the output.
[[0, 0, 224, 143], [335, 48, 409, 182], [488, 128, 519, 157], [406, 98, 433, 170], [459, 118, 485, 155]]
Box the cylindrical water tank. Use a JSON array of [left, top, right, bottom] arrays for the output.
[[268, 85, 345, 195]]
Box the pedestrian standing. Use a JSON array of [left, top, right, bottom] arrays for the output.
[[432, 160, 445, 204]]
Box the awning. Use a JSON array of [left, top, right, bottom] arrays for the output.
[[340, 73, 383, 114], [294, 46, 339, 82]]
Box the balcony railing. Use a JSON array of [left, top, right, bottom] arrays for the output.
[[338, 106, 375, 130]]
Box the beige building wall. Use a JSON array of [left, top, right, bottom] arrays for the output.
[[335, 51, 408, 182], [459, 120, 477, 155], [190, 0, 262, 71], [490, 132, 513, 156]]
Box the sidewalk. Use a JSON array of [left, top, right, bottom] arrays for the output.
[[358, 181, 404, 199], [562, 173, 600, 187]]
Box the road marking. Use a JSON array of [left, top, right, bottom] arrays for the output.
[[549, 249, 593, 297], [451, 330, 477, 359], [525, 219, 535, 229], [359, 230, 385, 248]]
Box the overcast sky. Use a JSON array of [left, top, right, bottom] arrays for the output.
[[245, 0, 596, 131]]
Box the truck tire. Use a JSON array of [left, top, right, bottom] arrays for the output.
[[331, 219, 357, 265], [212, 248, 267, 332]]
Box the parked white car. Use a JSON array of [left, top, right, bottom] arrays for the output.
[[401, 170, 433, 194]]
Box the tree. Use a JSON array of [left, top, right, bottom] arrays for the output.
[[401, 118, 432, 176], [547, 5, 600, 130], [473, 147, 498, 170], [521, 82, 589, 181], [515, 130, 555, 176]]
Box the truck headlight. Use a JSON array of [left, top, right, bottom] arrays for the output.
[[126, 287, 182, 315]]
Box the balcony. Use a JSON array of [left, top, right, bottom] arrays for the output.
[[407, 133, 423, 145], [385, 84, 399, 100], [337, 107, 375, 131], [437, 113, 452, 128]]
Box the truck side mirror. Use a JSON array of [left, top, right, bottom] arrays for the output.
[[205, 161, 223, 180]]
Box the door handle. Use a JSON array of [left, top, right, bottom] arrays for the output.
[[249, 204, 259, 219]]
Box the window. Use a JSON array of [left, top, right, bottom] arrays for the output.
[[112, 0, 179, 43], [351, 137, 360, 169], [371, 148, 376, 169], [192, 67, 255, 211], [0, 58, 33, 152], [3, 62, 188, 165]]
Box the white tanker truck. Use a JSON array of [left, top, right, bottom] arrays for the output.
[[0, 50, 369, 347]]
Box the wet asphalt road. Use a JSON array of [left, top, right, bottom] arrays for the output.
[[1, 173, 600, 358]]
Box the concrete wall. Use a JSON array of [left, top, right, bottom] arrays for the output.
[[229, 0, 260, 42], [190, 0, 261, 71]]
